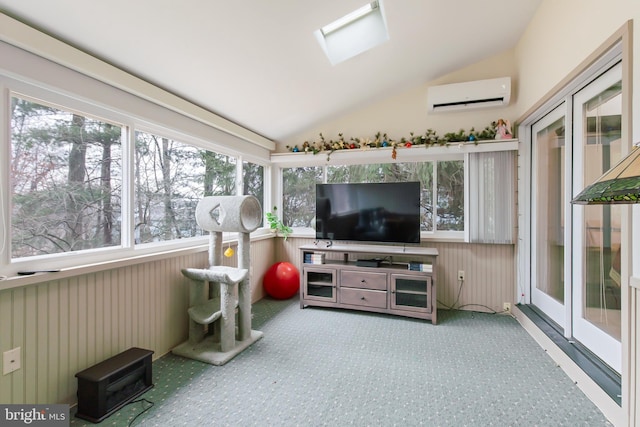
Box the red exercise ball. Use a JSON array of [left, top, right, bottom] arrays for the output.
[[263, 262, 300, 299]]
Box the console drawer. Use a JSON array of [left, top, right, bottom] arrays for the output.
[[340, 288, 387, 308], [341, 270, 387, 290]]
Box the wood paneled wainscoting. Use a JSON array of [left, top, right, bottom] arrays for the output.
[[279, 237, 516, 314], [0, 237, 274, 405]]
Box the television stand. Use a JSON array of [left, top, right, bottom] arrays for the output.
[[299, 243, 438, 324]]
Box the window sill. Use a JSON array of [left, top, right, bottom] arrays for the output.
[[0, 231, 278, 291], [0, 244, 211, 292], [277, 229, 475, 245]]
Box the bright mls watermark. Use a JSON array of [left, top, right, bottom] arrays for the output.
[[0, 405, 68, 426]]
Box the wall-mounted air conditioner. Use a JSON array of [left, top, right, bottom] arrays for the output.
[[427, 77, 511, 112]]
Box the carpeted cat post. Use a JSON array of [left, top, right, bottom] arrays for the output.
[[172, 195, 263, 365]]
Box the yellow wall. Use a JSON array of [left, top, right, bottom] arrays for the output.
[[281, 1, 640, 156], [513, 0, 640, 275], [278, 49, 520, 151], [515, 0, 639, 119]]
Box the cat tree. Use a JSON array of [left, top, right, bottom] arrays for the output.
[[172, 195, 263, 365]]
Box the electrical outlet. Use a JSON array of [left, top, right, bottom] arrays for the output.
[[457, 270, 465, 281], [503, 302, 511, 314], [3, 347, 21, 375]]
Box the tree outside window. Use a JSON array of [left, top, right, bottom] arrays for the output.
[[436, 160, 464, 231], [283, 160, 463, 234], [10, 96, 123, 258], [243, 161, 265, 227], [134, 131, 236, 244], [282, 167, 322, 227], [9, 95, 242, 259], [325, 161, 461, 233]]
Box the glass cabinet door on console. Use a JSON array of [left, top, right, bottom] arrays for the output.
[[303, 267, 337, 302], [390, 274, 431, 313]]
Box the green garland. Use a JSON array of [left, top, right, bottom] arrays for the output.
[[286, 122, 501, 160]]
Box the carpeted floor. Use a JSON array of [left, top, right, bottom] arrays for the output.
[[70, 298, 612, 426]]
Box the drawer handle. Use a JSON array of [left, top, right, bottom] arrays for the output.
[[360, 296, 366, 300], [361, 279, 366, 283]]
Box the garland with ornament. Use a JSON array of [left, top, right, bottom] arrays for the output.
[[286, 119, 513, 160]]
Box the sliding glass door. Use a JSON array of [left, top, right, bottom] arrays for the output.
[[571, 63, 622, 372], [529, 60, 622, 373], [531, 105, 567, 327]]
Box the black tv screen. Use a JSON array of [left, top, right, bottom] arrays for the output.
[[315, 182, 421, 244]]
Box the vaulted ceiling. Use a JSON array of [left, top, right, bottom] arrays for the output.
[[0, 0, 542, 142]]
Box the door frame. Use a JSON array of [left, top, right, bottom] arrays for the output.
[[517, 41, 626, 373]]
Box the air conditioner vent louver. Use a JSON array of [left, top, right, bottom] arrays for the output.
[[427, 77, 511, 113]]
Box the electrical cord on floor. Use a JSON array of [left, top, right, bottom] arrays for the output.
[[127, 398, 154, 427], [436, 277, 508, 315], [455, 303, 499, 314], [437, 276, 465, 310]]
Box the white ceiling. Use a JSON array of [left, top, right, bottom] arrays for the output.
[[0, 0, 542, 143]]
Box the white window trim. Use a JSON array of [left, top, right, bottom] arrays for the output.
[[272, 142, 518, 242], [0, 44, 270, 277]]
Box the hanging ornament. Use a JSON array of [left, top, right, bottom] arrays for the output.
[[224, 244, 234, 258]]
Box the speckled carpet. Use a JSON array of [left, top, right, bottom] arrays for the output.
[[70, 298, 612, 426]]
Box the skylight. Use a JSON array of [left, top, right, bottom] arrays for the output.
[[321, 1, 379, 36], [315, 1, 389, 66]]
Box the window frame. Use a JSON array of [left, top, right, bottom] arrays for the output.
[[0, 73, 271, 276], [271, 140, 518, 242], [272, 148, 470, 242]]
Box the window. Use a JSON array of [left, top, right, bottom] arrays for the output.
[[282, 159, 463, 237], [134, 130, 236, 244], [282, 167, 323, 227], [242, 160, 265, 227], [436, 160, 464, 231], [6, 87, 257, 266], [2, 45, 271, 273], [10, 95, 123, 258], [320, 1, 380, 36]]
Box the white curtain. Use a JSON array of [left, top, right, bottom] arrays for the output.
[[469, 151, 516, 244]]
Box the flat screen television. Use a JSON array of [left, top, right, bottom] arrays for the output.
[[315, 182, 421, 244]]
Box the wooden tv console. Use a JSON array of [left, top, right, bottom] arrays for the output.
[[299, 244, 438, 324]]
